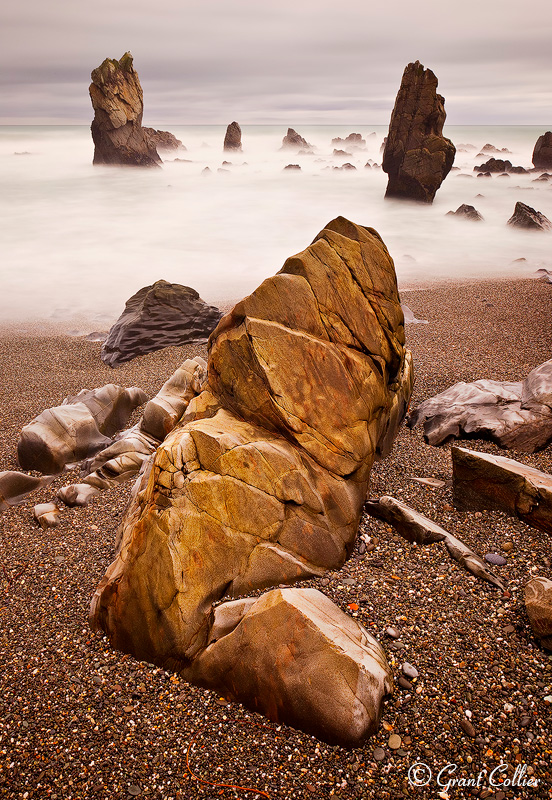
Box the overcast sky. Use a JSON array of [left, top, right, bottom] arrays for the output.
[[1, 0, 550, 125]]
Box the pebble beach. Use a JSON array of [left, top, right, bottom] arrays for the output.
[[1, 277, 551, 800]]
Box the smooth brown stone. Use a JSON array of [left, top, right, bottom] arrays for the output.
[[525, 577, 552, 650]]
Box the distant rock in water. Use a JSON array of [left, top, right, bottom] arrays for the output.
[[331, 133, 366, 149], [446, 204, 484, 222], [283, 164, 301, 171], [532, 132, 552, 170], [382, 61, 455, 203], [474, 158, 527, 174], [223, 121, 242, 151], [89, 52, 161, 167], [479, 143, 511, 155], [143, 128, 184, 151], [281, 128, 313, 151], [507, 202, 552, 232], [101, 280, 223, 367]]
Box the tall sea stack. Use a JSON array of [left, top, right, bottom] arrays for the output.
[[382, 61, 455, 203], [223, 121, 242, 151], [89, 52, 161, 167]]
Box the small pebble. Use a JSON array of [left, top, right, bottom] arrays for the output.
[[401, 662, 418, 679], [485, 553, 507, 566], [398, 676, 413, 690], [373, 747, 385, 761], [385, 627, 400, 639]]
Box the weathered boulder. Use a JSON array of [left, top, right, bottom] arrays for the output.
[[408, 359, 552, 452], [17, 385, 147, 474], [532, 132, 552, 170], [89, 52, 161, 167], [525, 577, 552, 650], [90, 217, 413, 744], [446, 204, 484, 222], [382, 61, 455, 203], [365, 495, 504, 589], [143, 128, 184, 151], [507, 202, 552, 232], [281, 128, 313, 151], [474, 158, 513, 173], [33, 502, 60, 529], [223, 121, 242, 151], [0, 472, 54, 512], [183, 588, 394, 746], [452, 446, 552, 535], [101, 281, 222, 367]]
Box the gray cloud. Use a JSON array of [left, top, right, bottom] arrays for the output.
[[1, 0, 550, 124]]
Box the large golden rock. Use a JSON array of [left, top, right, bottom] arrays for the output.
[[90, 217, 413, 745]]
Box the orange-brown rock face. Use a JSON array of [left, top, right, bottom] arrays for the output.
[[89, 52, 161, 167], [90, 217, 413, 745], [383, 61, 455, 203]]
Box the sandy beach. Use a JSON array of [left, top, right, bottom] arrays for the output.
[[1, 277, 551, 799]]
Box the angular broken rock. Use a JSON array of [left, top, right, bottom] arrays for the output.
[[532, 131, 552, 170], [408, 359, 552, 452], [0, 471, 54, 512], [452, 446, 552, 535], [90, 216, 413, 744], [223, 121, 242, 151], [525, 577, 552, 650], [142, 128, 183, 151], [89, 52, 161, 167], [382, 61, 455, 203], [101, 281, 222, 367], [183, 588, 393, 746], [365, 495, 504, 590], [17, 385, 147, 474], [446, 204, 484, 222], [33, 502, 60, 529], [507, 202, 552, 232]]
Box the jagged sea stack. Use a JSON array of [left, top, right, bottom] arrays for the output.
[[223, 121, 242, 151], [89, 52, 161, 167], [382, 61, 455, 203], [532, 132, 552, 170]]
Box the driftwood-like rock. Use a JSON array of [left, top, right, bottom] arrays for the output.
[[17, 385, 147, 474], [90, 217, 413, 745], [408, 359, 552, 452], [183, 588, 393, 746], [101, 281, 222, 367], [89, 52, 161, 167], [382, 61, 455, 203], [525, 577, 552, 650], [281, 128, 312, 151], [365, 495, 504, 590], [507, 202, 552, 232], [446, 204, 484, 222], [532, 132, 552, 170], [452, 446, 552, 536], [223, 121, 242, 151], [0, 472, 54, 512], [143, 128, 184, 151]]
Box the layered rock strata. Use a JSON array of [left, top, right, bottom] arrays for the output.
[[101, 281, 222, 367], [90, 217, 413, 745], [89, 52, 161, 167], [382, 61, 455, 203]]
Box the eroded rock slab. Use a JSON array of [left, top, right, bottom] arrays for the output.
[[525, 577, 552, 650], [183, 587, 394, 746], [101, 281, 222, 367], [452, 446, 552, 535], [507, 202, 551, 232], [365, 495, 504, 589], [89, 52, 161, 167], [408, 359, 552, 452], [90, 217, 413, 744], [382, 61, 455, 203], [0, 472, 54, 512]]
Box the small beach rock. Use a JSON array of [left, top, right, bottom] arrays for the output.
[[507, 202, 552, 232], [446, 204, 484, 222], [223, 121, 242, 151], [0, 471, 54, 512], [485, 553, 507, 566], [388, 733, 401, 749], [525, 577, 552, 650], [101, 281, 222, 367], [385, 627, 400, 639], [382, 60, 455, 203], [33, 503, 60, 530], [57, 483, 100, 507], [89, 52, 161, 167], [532, 131, 552, 170], [459, 718, 477, 737], [402, 662, 418, 679]]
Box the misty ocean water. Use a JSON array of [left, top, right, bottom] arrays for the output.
[[1, 124, 551, 324]]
